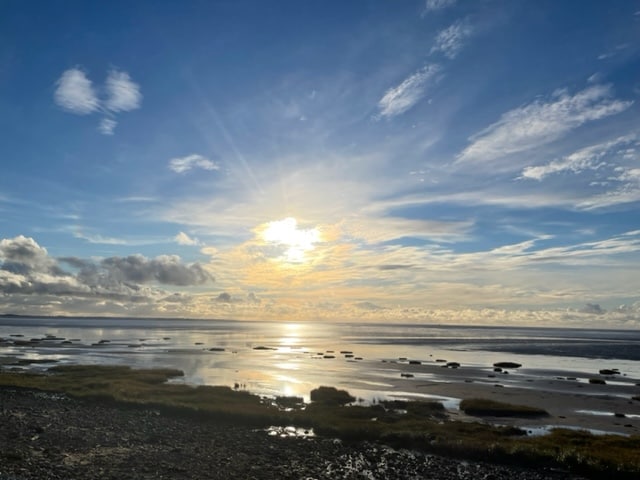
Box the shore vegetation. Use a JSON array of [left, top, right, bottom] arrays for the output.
[[1, 365, 639, 478]]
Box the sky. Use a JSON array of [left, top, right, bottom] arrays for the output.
[[1, 0, 640, 327]]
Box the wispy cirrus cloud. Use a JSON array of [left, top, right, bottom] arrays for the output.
[[377, 64, 441, 118], [54, 67, 142, 135], [104, 70, 142, 112], [431, 19, 474, 59], [457, 84, 633, 164], [424, 0, 456, 13], [98, 118, 117, 135], [521, 134, 639, 181], [54, 68, 99, 114], [168, 154, 220, 174]]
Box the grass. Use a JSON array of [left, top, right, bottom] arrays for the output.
[[460, 398, 548, 417], [1, 365, 639, 478]]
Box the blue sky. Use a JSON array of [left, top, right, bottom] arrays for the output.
[[1, 0, 640, 326]]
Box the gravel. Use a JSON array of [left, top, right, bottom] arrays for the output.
[[0, 388, 586, 480]]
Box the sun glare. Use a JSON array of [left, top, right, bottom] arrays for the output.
[[262, 217, 320, 263]]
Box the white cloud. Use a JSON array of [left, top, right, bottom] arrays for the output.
[[424, 0, 456, 12], [431, 20, 473, 59], [104, 69, 142, 112], [457, 85, 633, 164], [377, 64, 441, 118], [98, 118, 117, 135], [175, 231, 201, 246], [521, 134, 638, 181], [54, 68, 99, 114], [168, 154, 220, 173]]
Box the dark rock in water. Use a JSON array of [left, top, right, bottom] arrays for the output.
[[398, 357, 407, 361], [344, 354, 354, 358], [163, 337, 171, 340], [446, 362, 460, 368], [589, 378, 606, 385], [494, 367, 502, 372], [614, 412, 626, 418], [493, 362, 521, 369], [493, 362, 522, 368], [98, 340, 110, 344], [488, 374, 496, 378], [599, 369, 619, 375], [354, 357, 363, 360], [340, 351, 352, 354], [195, 342, 205, 346], [409, 360, 421, 365], [209, 347, 225, 352], [435, 359, 446, 363], [400, 373, 414, 378], [9, 334, 24, 337], [323, 355, 336, 359], [253, 345, 275, 350]]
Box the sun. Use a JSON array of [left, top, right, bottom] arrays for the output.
[[261, 217, 320, 263]]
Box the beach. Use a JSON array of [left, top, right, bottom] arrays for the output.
[[0, 387, 587, 480]]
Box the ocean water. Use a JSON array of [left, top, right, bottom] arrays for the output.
[[1, 317, 639, 401]]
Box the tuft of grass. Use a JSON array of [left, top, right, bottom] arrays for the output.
[[460, 398, 548, 417], [309, 386, 355, 406]]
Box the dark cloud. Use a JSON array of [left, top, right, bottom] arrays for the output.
[[0, 236, 214, 315], [580, 303, 606, 315], [354, 301, 383, 310], [101, 254, 212, 286], [214, 292, 232, 303]]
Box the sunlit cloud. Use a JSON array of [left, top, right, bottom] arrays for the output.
[[175, 231, 202, 246], [377, 64, 441, 118], [259, 217, 320, 263], [457, 85, 633, 164]]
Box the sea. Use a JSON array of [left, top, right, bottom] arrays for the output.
[[1, 317, 639, 402]]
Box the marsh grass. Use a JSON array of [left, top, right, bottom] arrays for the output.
[[1, 365, 639, 478], [460, 398, 548, 417]]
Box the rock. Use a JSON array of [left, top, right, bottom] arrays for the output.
[[589, 378, 606, 385], [400, 373, 414, 378], [409, 360, 421, 365], [446, 362, 460, 368], [209, 347, 225, 352], [493, 362, 522, 369], [599, 369, 619, 375]]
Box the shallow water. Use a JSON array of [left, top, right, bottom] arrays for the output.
[[1, 317, 639, 401]]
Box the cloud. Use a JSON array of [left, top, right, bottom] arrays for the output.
[[101, 254, 213, 286], [174, 231, 201, 246], [98, 118, 117, 135], [169, 154, 220, 173], [377, 64, 441, 118], [580, 303, 606, 315], [104, 69, 142, 112], [521, 134, 638, 181], [431, 20, 473, 59], [54, 68, 99, 114], [424, 0, 456, 13], [1, 235, 213, 308], [54, 67, 141, 135], [457, 85, 633, 164], [214, 292, 232, 303]]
